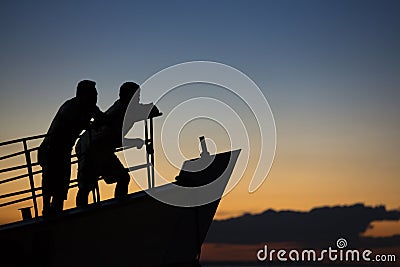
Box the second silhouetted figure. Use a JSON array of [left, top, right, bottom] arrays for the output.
[[75, 81, 159, 206]]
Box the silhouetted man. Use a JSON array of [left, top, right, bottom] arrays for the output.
[[75, 81, 159, 206], [38, 80, 104, 215]]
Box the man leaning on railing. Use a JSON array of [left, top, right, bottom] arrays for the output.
[[38, 80, 106, 216], [75, 81, 160, 207]]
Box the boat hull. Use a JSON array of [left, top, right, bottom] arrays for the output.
[[0, 149, 240, 267]]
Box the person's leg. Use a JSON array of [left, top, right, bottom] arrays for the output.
[[76, 188, 90, 207], [49, 154, 71, 214], [105, 154, 130, 198], [49, 197, 64, 214], [42, 194, 51, 216], [41, 167, 51, 215], [41, 162, 56, 216], [76, 154, 92, 207], [76, 146, 99, 207], [115, 170, 130, 198]]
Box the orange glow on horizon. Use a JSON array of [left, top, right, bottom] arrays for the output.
[[363, 220, 400, 238]]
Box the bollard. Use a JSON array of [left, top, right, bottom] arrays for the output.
[[19, 206, 32, 220]]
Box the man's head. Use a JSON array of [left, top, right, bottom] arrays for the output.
[[119, 81, 140, 103], [76, 80, 98, 106]]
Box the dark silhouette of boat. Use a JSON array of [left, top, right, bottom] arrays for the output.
[[0, 117, 241, 267]]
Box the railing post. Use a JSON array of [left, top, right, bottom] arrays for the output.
[[149, 117, 155, 187], [144, 120, 152, 188], [22, 140, 39, 218]]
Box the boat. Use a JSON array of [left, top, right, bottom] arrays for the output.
[[0, 115, 241, 267]]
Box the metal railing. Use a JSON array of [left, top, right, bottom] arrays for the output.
[[0, 134, 46, 219], [0, 116, 158, 222]]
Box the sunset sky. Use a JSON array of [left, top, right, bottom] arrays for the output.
[[0, 0, 399, 257]]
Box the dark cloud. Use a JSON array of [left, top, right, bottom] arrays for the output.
[[206, 203, 400, 248]]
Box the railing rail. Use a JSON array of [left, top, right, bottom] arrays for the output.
[[0, 134, 47, 147]]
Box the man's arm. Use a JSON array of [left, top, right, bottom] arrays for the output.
[[122, 138, 144, 149]]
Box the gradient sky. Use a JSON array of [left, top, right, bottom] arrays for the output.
[[1, 0, 399, 234]]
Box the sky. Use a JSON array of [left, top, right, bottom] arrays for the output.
[[0, 0, 399, 261]]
